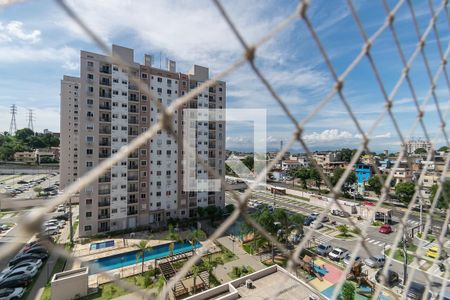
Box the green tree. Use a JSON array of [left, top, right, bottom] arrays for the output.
[[339, 148, 356, 163], [296, 168, 310, 189], [135, 240, 152, 274], [188, 229, 206, 247], [309, 167, 322, 192], [368, 175, 382, 196], [395, 182, 416, 204], [156, 276, 165, 294], [337, 224, 350, 237], [34, 186, 43, 197], [192, 265, 200, 294], [438, 146, 449, 152], [330, 168, 357, 193], [289, 213, 305, 235], [224, 204, 235, 215], [273, 208, 289, 239], [341, 281, 356, 300], [414, 148, 427, 154], [430, 181, 450, 209], [242, 156, 254, 171], [15, 128, 34, 142], [205, 205, 219, 225]]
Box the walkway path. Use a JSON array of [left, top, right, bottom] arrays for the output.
[[213, 236, 265, 283], [27, 251, 59, 300]]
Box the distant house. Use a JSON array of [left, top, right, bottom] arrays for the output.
[[13, 147, 60, 164], [355, 164, 372, 185], [14, 151, 36, 163]]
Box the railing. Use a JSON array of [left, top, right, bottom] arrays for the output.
[[99, 118, 110, 122], [98, 176, 110, 182], [99, 105, 111, 110], [99, 67, 111, 74], [98, 190, 110, 195], [99, 141, 111, 146], [98, 201, 110, 207]]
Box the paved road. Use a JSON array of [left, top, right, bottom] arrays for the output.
[[225, 190, 450, 291]]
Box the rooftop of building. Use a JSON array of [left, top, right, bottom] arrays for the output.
[[185, 265, 323, 300]]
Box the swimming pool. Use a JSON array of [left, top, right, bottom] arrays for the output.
[[90, 240, 115, 250], [86, 241, 201, 273]]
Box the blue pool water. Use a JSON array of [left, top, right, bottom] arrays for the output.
[[90, 240, 115, 250], [86, 241, 201, 273]]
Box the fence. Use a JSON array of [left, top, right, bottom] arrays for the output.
[[1, 0, 449, 299]]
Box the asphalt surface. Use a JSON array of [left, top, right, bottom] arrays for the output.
[[225, 190, 450, 293]]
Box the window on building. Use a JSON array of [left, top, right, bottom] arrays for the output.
[[86, 212, 92, 217]]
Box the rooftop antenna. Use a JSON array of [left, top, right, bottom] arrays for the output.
[[27, 109, 34, 132], [9, 104, 17, 135]]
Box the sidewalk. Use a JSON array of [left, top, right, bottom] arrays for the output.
[[27, 252, 60, 300], [213, 236, 265, 283]]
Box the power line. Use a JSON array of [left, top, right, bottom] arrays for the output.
[[9, 104, 17, 135]]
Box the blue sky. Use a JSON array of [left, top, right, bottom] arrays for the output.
[[0, 0, 448, 152]]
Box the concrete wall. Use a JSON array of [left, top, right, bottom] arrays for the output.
[[51, 267, 88, 300]]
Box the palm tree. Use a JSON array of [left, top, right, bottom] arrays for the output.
[[204, 261, 213, 288], [156, 276, 165, 294], [169, 242, 175, 258], [188, 229, 206, 248], [192, 265, 200, 294], [135, 240, 152, 274]]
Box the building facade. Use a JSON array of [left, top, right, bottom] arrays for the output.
[[403, 139, 432, 154], [60, 45, 226, 236]]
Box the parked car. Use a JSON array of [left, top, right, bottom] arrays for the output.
[[316, 244, 333, 256], [375, 269, 399, 287], [328, 248, 349, 261], [9, 253, 47, 266], [54, 213, 69, 221], [379, 224, 393, 234], [41, 226, 59, 235], [426, 246, 439, 259], [0, 274, 32, 289], [303, 217, 314, 226], [310, 220, 323, 229], [364, 255, 385, 268], [23, 246, 48, 256], [0, 224, 9, 231], [1, 259, 42, 274], [0, 287, 26, 300], [343, 254, 361, 266], [310, 212, 320, 220], [0, 265, 38, 279], [407, 282, 425, 300]]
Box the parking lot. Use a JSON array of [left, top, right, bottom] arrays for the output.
[[0, 173, 60, 199]]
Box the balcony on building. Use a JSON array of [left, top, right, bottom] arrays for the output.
[[209, 143, 216, 149], [99, 126, 111, 134], [99, 102, 111, 110], [99, 138, 111, 147], [128, 151, 138, 159], [129, 93, 138, 102], [99, 88, 111, 98], [128, 116, 138, 125], [129, 84, 138, 91], [98, 223, 110, 232], [98, 200, 111, 207], [127, 207, 138, 216], [209, 133, 216, 140], [128, 105, 138, 113], [189, 102, 198, 109], [99, 65, 111, 74], [98, 175, 111, 183], [128, 129, 138, 136], [209, 87, 216, 93], [98, 189, 110, 195], [128, 162, 138, 170], [99, 114, 111, 123], [99, 77, 111, 86], [128, 197, 138, 204], [209, 124, 216, 130]]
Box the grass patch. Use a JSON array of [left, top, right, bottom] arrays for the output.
[[284, 194, 310, 202], [372, 220, 383, 226], [80, 271, 161, 300], [72, 218, 79, 235], [336, 233, 354, 239], [206, 244, 237, 264], [228, 265, 255, 279], [39, 258, 66, 300], [384, 249, 414, 264]]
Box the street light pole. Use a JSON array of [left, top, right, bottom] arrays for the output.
[[69, 196, 73, 245], [402, 230, 408, 284], [419, 199, 423, 234]]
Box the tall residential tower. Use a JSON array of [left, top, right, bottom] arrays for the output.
[[60, 45, 226, 236]]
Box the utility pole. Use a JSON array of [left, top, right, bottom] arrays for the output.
[[402, 229, 408, 284], [9, 104, 17, 135], [69, 196, 73, 245], [419, 197, 423, 234], [27, 109, 34, 132]]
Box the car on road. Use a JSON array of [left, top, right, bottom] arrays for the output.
[[0, 287, 26, 300], [379, 224, 393, 234], [407, 282, 425, 300], [316, 244, 333, 256], [328, 248, 349, 261], [303, 217, 314, 226], [310, 220, 323, 229], [343, 254, 361, 266], [310, 212, 320, 220], [0, 274, 32, 289], [41, 225, 59, 236], [426, 246, 439, 259], [375, 269, 399, 287], [364, 255, 385, 268]]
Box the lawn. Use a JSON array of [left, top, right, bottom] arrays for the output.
[[228, 265, 255, 279], [39, 258, 67, 300], [79, 271, 162, 300], [206, 244, 237, 264], [384, 249, 414, 264]]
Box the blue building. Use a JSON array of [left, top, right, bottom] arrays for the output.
[[355, 164, 372, 184]]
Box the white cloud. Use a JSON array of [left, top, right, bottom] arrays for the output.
[[374, 132, 392, 139], [0, 21, 41, 43], [303, 129, 355, 143]]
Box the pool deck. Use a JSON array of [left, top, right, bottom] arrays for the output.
[[71, 238, 221, 286]]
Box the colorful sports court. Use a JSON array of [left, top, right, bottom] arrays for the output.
[[306, 258, 393, 300]]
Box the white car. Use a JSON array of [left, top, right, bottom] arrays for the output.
[[42, 226, 59, 235], [328, 248, 349, 261], [343, 254, 361, 266], [0, 266, 38, 281], [0, 287, 26, 300], [1, 259, 42, 274], [310, 220, 324, 229], [43, 220, 63, 229]]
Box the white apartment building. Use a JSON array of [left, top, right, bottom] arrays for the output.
[[60, 45, 226, 236]]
